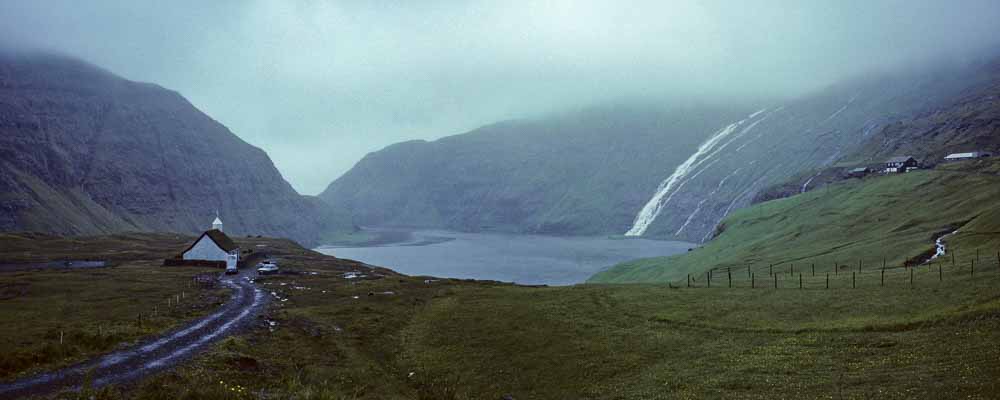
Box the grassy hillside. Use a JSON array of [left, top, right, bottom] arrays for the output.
[[590, 158, 1000, 284]]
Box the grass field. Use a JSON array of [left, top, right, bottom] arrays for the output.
[[106, 259, 1000, 399], [0, 258, 224, 381], [590, 158, 1000, 284]]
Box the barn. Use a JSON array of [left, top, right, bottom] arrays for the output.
[[944, 151, 991, 162]]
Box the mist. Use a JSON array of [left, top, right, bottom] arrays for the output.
[[2, 0, 998, 194]]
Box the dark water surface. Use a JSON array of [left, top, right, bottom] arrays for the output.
[[316, 230, 693, 286]]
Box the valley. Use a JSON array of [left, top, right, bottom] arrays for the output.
[[1, 4, 999, 398]]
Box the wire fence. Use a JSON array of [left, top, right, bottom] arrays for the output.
[[674, 249, 1000, 289]]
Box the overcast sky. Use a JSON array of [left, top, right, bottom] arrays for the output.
[[2, 1, 999, 194]]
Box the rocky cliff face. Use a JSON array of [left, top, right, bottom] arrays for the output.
[[0, 53, 349, 246], [321, 54, 1000, 243]]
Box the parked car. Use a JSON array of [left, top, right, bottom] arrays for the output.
[[256, 260, 279, 275]]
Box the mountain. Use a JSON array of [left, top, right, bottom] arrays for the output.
[[592, 55, 1000, 283], [320, 103, 752, 235], [321, 54, 999, 242], [0, 52, 350, 246]]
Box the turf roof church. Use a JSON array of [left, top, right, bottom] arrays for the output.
[[181, 215, 240, 265]]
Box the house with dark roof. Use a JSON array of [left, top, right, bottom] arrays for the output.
[[181, 217, 239, 265], [884, 156, 918, 173]]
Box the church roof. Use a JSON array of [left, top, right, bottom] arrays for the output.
[[181, 229, 238, 255]]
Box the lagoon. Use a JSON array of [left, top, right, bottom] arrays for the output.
[[316, 230, 693, 286]]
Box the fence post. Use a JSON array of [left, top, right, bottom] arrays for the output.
[[972, 260, 975, 277], [952, 250, 955, 267], [769, 264, 773, 276], [728, 269, 732, 288], [812, 263, 815, 276], [751, 273, 755, 288], [707, 271, 711, 288], [852, 272, 856, 288], [881, 269, 884, 287], [826, 273, 829, 289], [858, 259, 862, 273], [799, 274, 802, 289], [790, 264, 794, 275], [774, 274, 778, 289], [747, 263, 751, 279], [910, 267, 914, 288], [687, 274, 690, 288], [835, 262, 838, 275]]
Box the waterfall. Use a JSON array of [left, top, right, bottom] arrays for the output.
[[625, 109, 767, 236]]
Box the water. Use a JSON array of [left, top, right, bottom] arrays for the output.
[[316, 230, 694, 286]]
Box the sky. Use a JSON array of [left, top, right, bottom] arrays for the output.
[[1, 1, 999, 194]]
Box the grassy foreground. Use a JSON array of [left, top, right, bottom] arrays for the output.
[[591, 158, 1000, 284], [0, 233, 224, 380], [4, 229, 1000, 398], [111, 262, 1000, 399]]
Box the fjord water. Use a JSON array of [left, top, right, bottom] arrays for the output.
[[316, 230, 693, 285]]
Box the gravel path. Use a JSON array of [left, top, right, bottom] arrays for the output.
[[0, 269, 267, 398]]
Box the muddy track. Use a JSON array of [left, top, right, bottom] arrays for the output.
[[0, 271, 267, 398]]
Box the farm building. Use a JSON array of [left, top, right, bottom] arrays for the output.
[[944, 152, 991, 162], [847, 167, 870, 178], [884, 156, 918, 173], [181, 217, 239, 266]]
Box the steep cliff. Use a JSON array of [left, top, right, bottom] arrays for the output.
[[0, 53, 350, 246]]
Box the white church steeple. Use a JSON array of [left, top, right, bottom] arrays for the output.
[[212, 211, 223, 231]]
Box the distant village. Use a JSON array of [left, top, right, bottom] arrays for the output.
[[846, 151, 992, 178]]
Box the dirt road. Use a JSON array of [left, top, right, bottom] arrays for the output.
[[0, 268, 266, 398]]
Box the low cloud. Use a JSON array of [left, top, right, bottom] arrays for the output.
[[2, 0, 999, 193]]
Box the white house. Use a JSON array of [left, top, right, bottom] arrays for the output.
[[182, 217, 239, 267]]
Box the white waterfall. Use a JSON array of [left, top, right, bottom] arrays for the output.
[[625, 109, 767, 236], [674, 167, 741, 236]]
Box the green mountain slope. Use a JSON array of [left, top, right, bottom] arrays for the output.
[[590, 158, 1000, 283]]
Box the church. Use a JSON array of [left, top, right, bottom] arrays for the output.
[[180, 216, 240, 268]]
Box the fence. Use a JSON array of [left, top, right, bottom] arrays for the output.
[[676, 249, 1000, 290]]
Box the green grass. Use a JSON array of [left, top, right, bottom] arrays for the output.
[[590, 158, 1000, 284], [0, 260, 224, 380], [111, 266, 1000, 400]]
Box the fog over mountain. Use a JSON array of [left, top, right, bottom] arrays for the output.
[[2, 1, 999, 194]]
